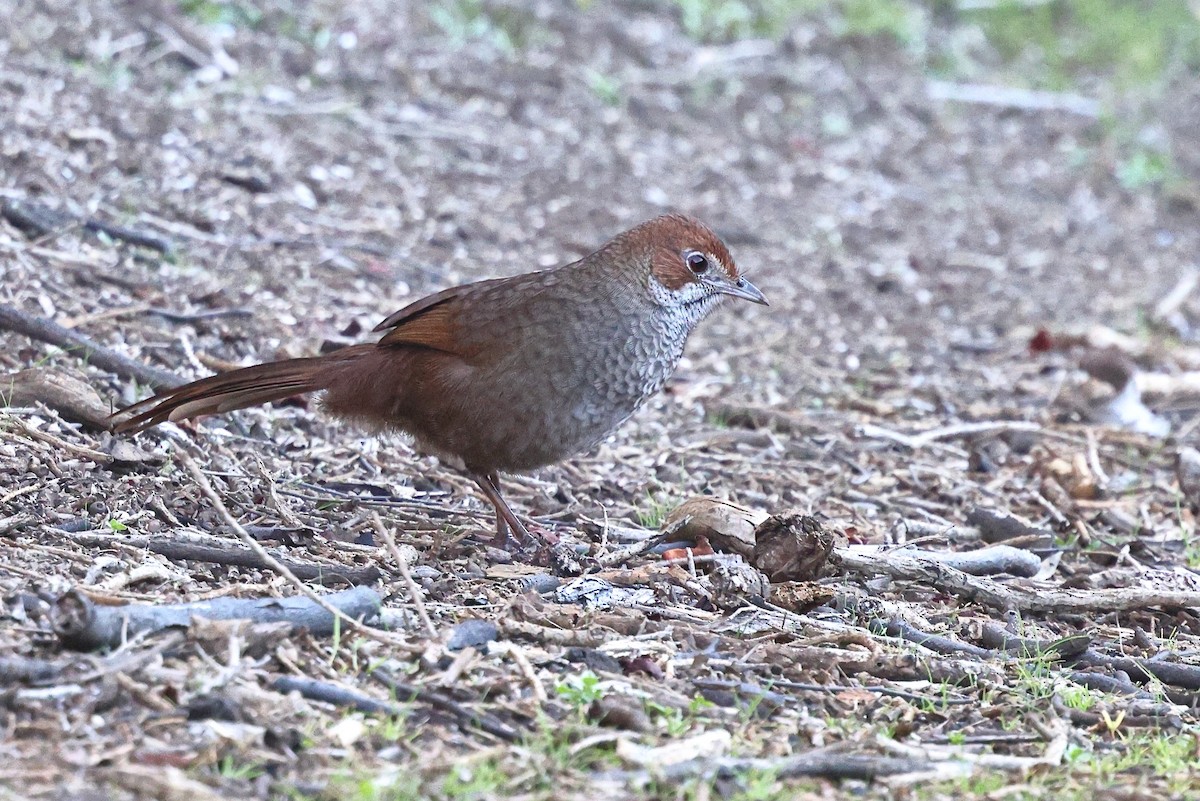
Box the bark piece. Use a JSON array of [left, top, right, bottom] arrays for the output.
[[0, 367, 112, 428], [710, 557, 770, 607], [752, 514, 838, 582]]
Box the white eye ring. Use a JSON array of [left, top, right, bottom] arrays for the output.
[[686, 252, 709, 274]]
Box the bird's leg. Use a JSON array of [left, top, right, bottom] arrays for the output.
[[472, 471, 533, 548], [493, 514, 511, 547]]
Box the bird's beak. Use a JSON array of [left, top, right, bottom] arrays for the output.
[[714, 276, 768, 306]]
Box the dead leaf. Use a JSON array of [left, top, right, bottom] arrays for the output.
[[665, 496, 768, 558], [104, 437, 164, 467], [770, 581, 835, 613]]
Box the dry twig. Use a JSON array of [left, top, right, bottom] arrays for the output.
[[0, 303, 182, 389], [371, 511, 439, 639], [179, 450, 419, 652]]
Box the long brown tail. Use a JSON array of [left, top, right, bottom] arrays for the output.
[[110, 345, 371, 433]]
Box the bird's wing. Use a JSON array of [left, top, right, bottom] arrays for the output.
[[372, 280, 505, 356], [372, 272, 553, 355], [374, 296, 462, 353]]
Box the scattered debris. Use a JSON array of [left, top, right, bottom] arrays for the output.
[[3, 1, 1200, 798]]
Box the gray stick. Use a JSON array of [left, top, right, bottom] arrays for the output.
[[0, 303, 182, 390], [53, 586, 382, 651]]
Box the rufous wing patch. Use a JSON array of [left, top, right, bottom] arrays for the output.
[[376, 298, 462, 353], [373, 283, 466, 331]]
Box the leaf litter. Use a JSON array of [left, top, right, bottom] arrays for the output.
[[2, 1, 1200, 799]]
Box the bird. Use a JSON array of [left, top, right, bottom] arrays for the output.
[[109, 214, 768, 548]]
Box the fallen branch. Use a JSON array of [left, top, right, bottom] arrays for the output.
[[758, 640, 1003, 687], [966, 508, 1055, 546], [1015, 586, 1200, 614], [837, 550, 1016, 610], [53, 585, 381, 650], [594, 512, 693, 568], [272, 675, 410, 717], [850, 544, 1041, 577], [769, 676, 974, 705], [977, 622, 1090, 659], [371, 512, 438, 638], [83, 217, 173, 253], [0, 303, 182, 390], [1, 418, 113, 464], [2, 198, 172, 253], [1066, 671, 1155, 700], [1051, 693, 1183, 730], [883, 617, 1198, 699], [147, 306, 254, 324], [1076, 649, 1200, 692], [877, 721, 1068, 771], [926, 80, 1100, 117], [876, 618, 993, 659], [594, 536, 659, 568], [838, 550, 1200, 614], [0, 656, 65, 685], [608, 749, 943, 786], [858, 420, 1041, 450], [1152, 266, 1199, 324], [60, 529, 380, 586], [0, 513, 31, 535]]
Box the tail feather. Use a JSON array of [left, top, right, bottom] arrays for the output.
[[110, 353, 352, 433]]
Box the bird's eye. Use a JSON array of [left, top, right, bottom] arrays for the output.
[[686, 252, 709, 274]]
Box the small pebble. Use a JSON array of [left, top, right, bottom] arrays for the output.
[[446, 618, 498, 651]]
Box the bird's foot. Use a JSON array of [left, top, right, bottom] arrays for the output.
[[471, 516, 556, 551]]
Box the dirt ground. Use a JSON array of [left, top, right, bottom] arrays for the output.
[[3, 1, 1200, 799]]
